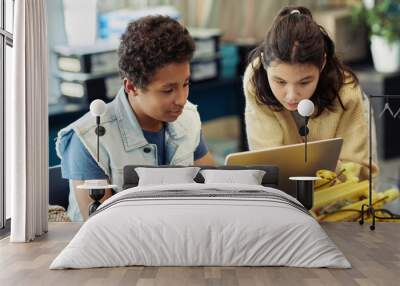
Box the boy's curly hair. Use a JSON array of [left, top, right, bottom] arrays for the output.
[[118, 15, 195, 89]]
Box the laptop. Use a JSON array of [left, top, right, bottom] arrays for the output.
[[225, 138, 343, 197]]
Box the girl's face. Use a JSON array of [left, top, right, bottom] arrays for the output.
[[266, 61, 321, 111], [125, 62, 190, 129]]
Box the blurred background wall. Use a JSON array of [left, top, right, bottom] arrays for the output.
[[47, 0, 400, 199]]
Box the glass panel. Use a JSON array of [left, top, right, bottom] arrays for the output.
[[0, 39, 3, 228], [0, 0, 3, 30], [5, 0, 13, 33], [5, 44, 12, 219]]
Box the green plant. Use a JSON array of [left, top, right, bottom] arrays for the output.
[[352, 0, 400, 43]]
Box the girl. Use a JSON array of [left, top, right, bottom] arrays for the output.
[[243, 6, 378, 180], [56, 16, 214, 221]]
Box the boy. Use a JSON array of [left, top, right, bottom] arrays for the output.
[[56, 16, 214, 221]]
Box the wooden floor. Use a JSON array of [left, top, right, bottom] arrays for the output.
[[0, 222, 399, 286]]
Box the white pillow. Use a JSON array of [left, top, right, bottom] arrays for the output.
[[200, 169, 266, 185], [135, 167, 201, 186]]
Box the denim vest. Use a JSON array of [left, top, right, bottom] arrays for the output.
[[56, 87, 202, 192]]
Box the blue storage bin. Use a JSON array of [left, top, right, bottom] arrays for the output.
[[220, 44, 239, 78]]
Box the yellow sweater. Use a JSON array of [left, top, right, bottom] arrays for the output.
[[243, 61, 378, 178]]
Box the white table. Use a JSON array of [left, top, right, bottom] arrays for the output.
[[289, 176, 320, 209]]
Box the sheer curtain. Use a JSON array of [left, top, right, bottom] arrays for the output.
[[7, 0, 48, 242], [178, 0, 324, 42], [98, 0, 329, 42]]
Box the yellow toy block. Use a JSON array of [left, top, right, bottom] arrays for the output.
[[313, 179, 366, 210], [318, 192, 384, 222]]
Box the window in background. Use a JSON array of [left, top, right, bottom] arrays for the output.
[[5, 0, 13, 33], [0, 0, 3, 230], [0, 0, 14, 234], [5, 44, 11, 220]]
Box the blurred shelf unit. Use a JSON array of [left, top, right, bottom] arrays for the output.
[[57, 71, 121, 105], [53, 40, 121, 104], [189, 28, 222, 82], [53, 28, 224, 104], [54, 40, 119, 73], [191, 54, 220, 82]]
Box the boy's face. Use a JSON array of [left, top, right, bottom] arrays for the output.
[[125, 62, 190, 127]]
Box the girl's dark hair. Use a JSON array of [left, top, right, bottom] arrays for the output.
[[118, 15, 195, 89], [248, 6, 359, 116]]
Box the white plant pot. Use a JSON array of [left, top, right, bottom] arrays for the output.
[[370, 35, 400, 73]]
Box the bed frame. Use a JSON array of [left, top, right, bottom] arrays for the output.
[[123, 165, 279, 190]]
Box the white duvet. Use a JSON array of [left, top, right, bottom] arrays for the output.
[[50, 183, 351, 269]]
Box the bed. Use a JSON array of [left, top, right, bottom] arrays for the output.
[[50, 165, 350, 269]]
